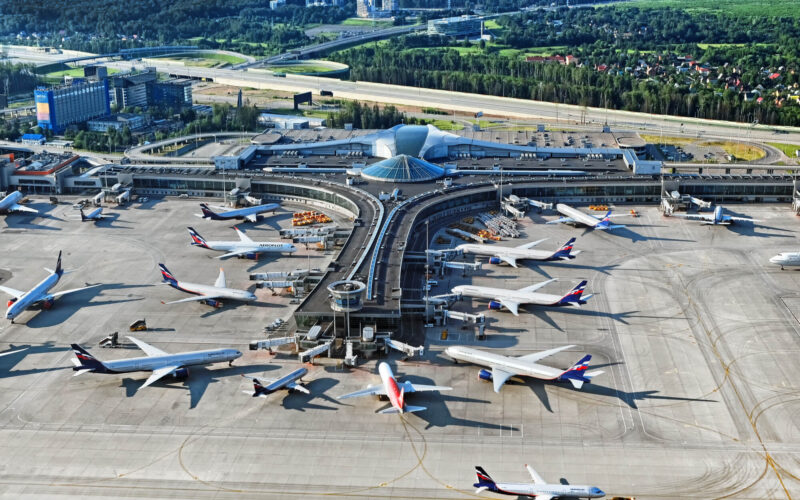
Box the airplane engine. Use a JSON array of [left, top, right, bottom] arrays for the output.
[[488, 257, 502, 265], [41, 298, 55, 309], [487, 301, 503, 310], [204, 299, 223, 308], [245, 253, 258, 260], [478, 369, 493, 382], [172, 368, 190, 379], [6, 298, 16, 307]]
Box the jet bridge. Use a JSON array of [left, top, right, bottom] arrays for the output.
[[298, 340, 333, 363], [444, 310, 486, 339], [249, 336, 298, 353], [385, 338, 424, 358]]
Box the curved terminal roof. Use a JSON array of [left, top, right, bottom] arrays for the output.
[[361, 154, 445, 183], [394, 125, 430, 156]]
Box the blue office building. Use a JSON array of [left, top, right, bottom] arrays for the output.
[[35, 79, 111, 134]]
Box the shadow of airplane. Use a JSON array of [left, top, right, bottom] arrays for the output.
[[0, 341, 72, 378], [280, 377, 343, 412], [523, 305, 641, 332], [92, 212, 134, 229], [25, 283, 153, 329]]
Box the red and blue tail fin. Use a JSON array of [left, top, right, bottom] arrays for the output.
[[474, 466, 498, 492], [71, 344, 108, 373], [252, 378, 267, 397], [550, 237, 577, 260], [557, 280, 588, 305], [187, 227, 209, 248], [558, 354, 592, 388], [158, 264, 178, 287], [595, 210, 613, 229], [199, 204, 222, 220]]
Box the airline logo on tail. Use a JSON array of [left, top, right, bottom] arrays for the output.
[[199, 204, 223, 220], [557, 280, 589, 305], [71, 344, 107, 373], [551, 238, 577, 260], [252, 378, 267, 397], [596, 210, 613, 229], [158, 264, 178, 287], [187, 227, 209, 248], [474, 466, 498, 492], [558, 354, 597, 389]]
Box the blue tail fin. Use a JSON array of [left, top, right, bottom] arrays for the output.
[[55, 250, 63, 276], [550, 237, 577, 260], [187, 227, 209, 248], [158, 264, 178, 287], [474, 466, 497, 491], [71, 344, 107, 372], [595, 210, 613, 229], [557, 280, 588, 305], [558, 354, 592, 387]]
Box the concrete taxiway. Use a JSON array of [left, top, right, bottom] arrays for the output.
[[1, 200, 799, 498]]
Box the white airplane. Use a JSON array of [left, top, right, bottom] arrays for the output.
[[71, 336, 242, 388], [158, 264, 256, 307], [80, 207, 106, 222], [198, 202, 280, 223], [670, 205, 758, 225], [244, 368, 309, 397], [338, 362, 451, 414], [444, 345, 604, 392], [474, 465, 605, 499], [188, 226, 297, 259], [547, 204, 628, 230], [0, 191, 38, 215], [451, 279, 591, 316], [0, 251, 101, 323], [770, 252, 800, 270], [456, 237, 580, 268]]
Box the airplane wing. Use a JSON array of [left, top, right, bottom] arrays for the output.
[[490, 366, 516, 393], [400, 381, 452, 393], [498, 298, 521, 316], [234, 226, 253, 243], [9, 203, 38, 214], [48, 284, 103, 299], [338, 385, 387, 399], [727, 216, 759, 223], [516, 345, 576, 363], [162, 294, 222, 305], [495, 254, 518, 268], [516, 238, 547, 250], [140, 365, 180, 388], [214, 268, 226, 288], [525, 464, 546, 485], [216, 248, 258, 259], [0, 285, 25, 299], [245, 213, 258, 222], [286, 381, 310, 394], [128, 336, 169, 357], [518, 278, 558, 293], [545, 216, 575, 225]]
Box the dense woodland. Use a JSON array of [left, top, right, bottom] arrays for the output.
[[0, 62, 38, 95]]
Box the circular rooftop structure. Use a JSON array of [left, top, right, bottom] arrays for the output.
[[327, 280, 366, 313], [361, 154, 445, 183]]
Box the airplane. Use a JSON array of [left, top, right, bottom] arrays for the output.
[[456, 238, 580, 268], [770, 252, 800, 270], [71, 336, 242, 388], [669, 205, 758, 225], [197, 202, 280, 223], [547, 203, 628, 230], [188, 226, 297, 259], [243, 367, 309, 397], [158, 263, 256, 307], [80, 207, 106, 222], [474, 465, 605, 499], [0, 191, 38, 215], [338, 361, 451, 414], [0, 251, 101, 323], [444, 344, 603, 392], [451, 279, 591, 316]]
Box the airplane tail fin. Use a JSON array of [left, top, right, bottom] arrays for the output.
[[80, 209, 87, 222], [558, 354, 595, 389], [474, 466, 497, 492], [199, 203, 221, 220], [71, 344, 107, 374], [557, 280, 589, 306], [252, 377, 267, 397], [551, 237, 578, 260], [595, 210, 613, 229], [187, 227, 210, 248], [55, 250, 63, 276], [158, 264, 178, 287]]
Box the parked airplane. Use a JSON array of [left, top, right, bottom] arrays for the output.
[[547, 204, 627, 230], [474, 465, 605, 499], [244, 368, 309, 397], [770, 252, 800, 270], [80, 207, 106, 222], [456, 238, 580, 268], [197, 202, 280, 223], [0, 251, 100, 323], [158, 264, 256, 307], [451, 279, 591, 316], [670, 205, 758, 225], [444, 345, 603, 392], [0, 191, 38, 215], [338, 362, 451, 414], [188, 226, 297, 259], [71, 336, 242, 388]]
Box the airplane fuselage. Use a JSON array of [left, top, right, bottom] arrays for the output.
[[452, 285, 563, 307], [5, 272, 60, 320], [445, 346, 563, 380], [770, 252, 800, 269], [205, 203, 280, 220], [0, 191, 24, 212], [171, 280, 256, 302], [198, 240, 296, 255], [487, 481, 604, 498], [555, 203, 603, 227], [82, 207, 103, 221], [379, 362, 406, 413], [457, 244, 554, 262], [261, 367, 308, 393], [92, 348, 242, 374]]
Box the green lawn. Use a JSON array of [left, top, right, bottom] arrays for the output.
[[428, 119, 464, 131], [767, 142, 800, 158], [341, 17, 393, 27], [161, 52, 247, 67], [267, 64, 336, 74], [38, 64, 119, 83], [626, 0, 800, 18]]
